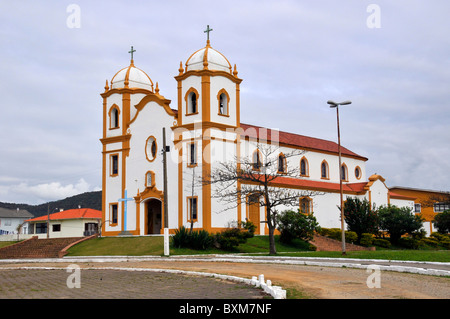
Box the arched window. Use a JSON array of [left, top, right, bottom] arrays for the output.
[[109, 105, 120, 129], [341, 164, 348, 181], [278, 153, 286, 173], [185, 88, 199, 115], [300, 157, 309, 177], [145, 136, 157, 162], [321, 160, 329, 179], [252, 149, 262, 171], [217, 90, 229, 116], [300, 197, 312, 214], [190, 92, 197, 113]]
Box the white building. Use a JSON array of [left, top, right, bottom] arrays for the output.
[[100, 35, 414, 237], [26, 208, 102, 239], [0, 207, 33, 235]]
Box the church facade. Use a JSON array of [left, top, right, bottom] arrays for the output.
[[100, 37, 414, 237]]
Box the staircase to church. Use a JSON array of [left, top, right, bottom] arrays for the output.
[[309, 234, 375, 252], [0, 236, 92, 259]]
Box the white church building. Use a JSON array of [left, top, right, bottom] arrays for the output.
[[100, 32, 414, 237]]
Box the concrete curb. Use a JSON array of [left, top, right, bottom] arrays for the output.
[[1, 255, 449, 277]]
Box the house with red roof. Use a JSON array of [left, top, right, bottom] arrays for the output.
[[26, 208, 102, 239], [100, 36, 416, 237]]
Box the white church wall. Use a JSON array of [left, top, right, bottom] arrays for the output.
[[370, 179, 390, 209], [128, 99, 179, 233], [210, 137, 239, 228]]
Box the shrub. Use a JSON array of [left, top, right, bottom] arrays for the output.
[[345, 231, 358, 244], [373, 238, 391, 248], [378, 205, 424, 244], [343, 197, 378, 243], [171, 226, 214, 250], [214, 227, 248, 251], [430, 232, 450, 242], [360, 233, 374, 247], [419, 238, 439, 248], [276, 209, 320, 244], [398, 237, 423, 249]]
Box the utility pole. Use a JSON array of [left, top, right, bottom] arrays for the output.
[[162, 127, 170, 256], [328, 100, 352, 255]]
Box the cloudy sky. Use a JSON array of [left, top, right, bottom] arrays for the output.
[[0, 0, 449, 205]]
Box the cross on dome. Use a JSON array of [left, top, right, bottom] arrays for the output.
[[204, 25, 213, 44], [128, 46, 136, 62]]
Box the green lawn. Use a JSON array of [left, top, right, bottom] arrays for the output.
[[65, 235, 450, 262]]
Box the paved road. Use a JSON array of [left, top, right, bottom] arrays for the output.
[[0, 255, 449, 300]]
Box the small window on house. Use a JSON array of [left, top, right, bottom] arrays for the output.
[[300, 158, 309, 176], [188, 142, 197, 166], [434, 202, 450, 212], [414, 203, 421, 213], [219, 93, 228, 115], [110, 203, 118, 224], [252, 150, 261, 170], [278, 154, 286, 173], [52, 224, 61, 232], [36, 223, 47, 234], [188, 197, 198, 221], [111, 155, 119, 176], [110, 107, 119, 129], [321, 161, 329, 179]]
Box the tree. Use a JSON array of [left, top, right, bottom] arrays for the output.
[[276, 209, 320, 244], [433, 210, 450, 234], [378, 205, 424, 244], [343, 197, 378, 243], [203, 144, 321, 255]]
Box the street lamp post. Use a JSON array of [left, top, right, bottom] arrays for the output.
[[327, 100, 352, 255]]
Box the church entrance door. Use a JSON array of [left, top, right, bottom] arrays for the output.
[[146, 199, 162, 234], [248, 194, 260, 234]]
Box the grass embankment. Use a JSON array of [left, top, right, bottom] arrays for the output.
[[65, 235, 450, 262]]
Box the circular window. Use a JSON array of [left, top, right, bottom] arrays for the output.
[[355, 166, 361, 180], [145, 136, 157, 162]]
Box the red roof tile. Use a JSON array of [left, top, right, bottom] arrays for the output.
[[241, 174, 368, 194], [240, 123, 368, 161], [25, 208, 102, 222]]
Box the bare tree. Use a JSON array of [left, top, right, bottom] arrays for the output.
[[202, 143, 322, 255]]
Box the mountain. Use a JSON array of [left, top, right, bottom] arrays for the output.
[[0, 191, 102, 217]]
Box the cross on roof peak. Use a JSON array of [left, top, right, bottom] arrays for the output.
[[204, 25, 213, 43], [128, 46, 136, 62]]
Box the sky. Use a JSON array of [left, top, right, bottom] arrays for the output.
[[0, 0, 449, 205]]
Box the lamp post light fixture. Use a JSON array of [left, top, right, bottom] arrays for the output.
[[327, 100, 352, 255]]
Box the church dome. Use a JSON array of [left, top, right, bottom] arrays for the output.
[[185, 40, 232, 73], [111, 60, 154, 91]]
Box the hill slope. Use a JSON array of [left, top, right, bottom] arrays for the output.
[[0, 191, 102, 217]]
